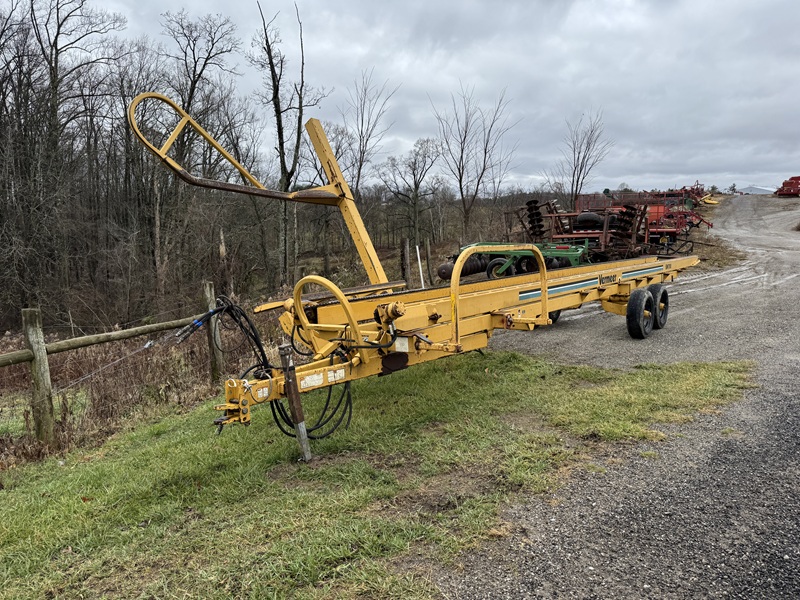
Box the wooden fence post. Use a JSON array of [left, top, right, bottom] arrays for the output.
[[22, 308, 55, 446], [203, 281, 224, 383]]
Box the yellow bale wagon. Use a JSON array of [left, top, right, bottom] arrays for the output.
[[129, 93, 697, 459]]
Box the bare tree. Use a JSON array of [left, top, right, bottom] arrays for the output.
[[543, 109, 613, 211], [379, 137, 440, 248], [0, 2, 270, 330], [433, 85, 517, 239], [248, 2, 327, 285], [161, 10, 240, 120], [29, 0, 126, 153], [0, 0, 126, 324], [340, 68, 398, 201], [153, 11, 241, 308]]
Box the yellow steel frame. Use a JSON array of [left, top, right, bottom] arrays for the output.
[[218, 248, 696, 425], [127, 92, 699, 429]]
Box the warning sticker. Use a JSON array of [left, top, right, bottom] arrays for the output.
[[328, 368, 346, 383], [394, 337, 409, 352], [300, 373, 324, 390]]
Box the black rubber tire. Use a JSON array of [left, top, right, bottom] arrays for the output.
[[648, 283, 669, 329], [545, 257, 560, 270], [516, 256, 538, 274], [486, 258, 514, 279], [626, 288, 655, 339], [548, 310, 561, 324], [575, 211, 603, 229]]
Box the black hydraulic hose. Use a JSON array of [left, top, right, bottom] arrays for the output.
[[270, 382, 352, 440], [308, 383, 352, 439], [291, 324, 314, 356], [270, 400, 297, 437], [240, 364, 261, 379], [332, 326, 399, 350], [175, 296, 276, 371], [177, 296, 353, 439], [305, 350, 353, 439], [217, 296, 273, 370], [269, 350, 353, 439]]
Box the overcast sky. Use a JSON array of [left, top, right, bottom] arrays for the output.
[[114, 0, 800, 192]]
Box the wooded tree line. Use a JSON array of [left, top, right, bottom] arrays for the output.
[[0, 1, 608, 333]]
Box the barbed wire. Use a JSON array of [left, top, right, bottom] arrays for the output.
[[53, 338, 164, 394], [0, 309, 285, 438]]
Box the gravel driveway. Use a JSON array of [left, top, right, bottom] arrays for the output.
[[434, 195, 800, 599]]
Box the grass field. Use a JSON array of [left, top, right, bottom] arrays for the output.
[[0, 351, 752, 599]]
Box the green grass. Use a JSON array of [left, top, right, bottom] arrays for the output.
[[0, 391, 31, 436], [0, 352, 753, 599], [0, 390, 90, 438]]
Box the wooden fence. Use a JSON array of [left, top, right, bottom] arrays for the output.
[[0, 282, 224, 446], [2, 244, 434, 447]]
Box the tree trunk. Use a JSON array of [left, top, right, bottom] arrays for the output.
[[293, 203, 299, 283], [281, 201, 289, 285], [323, 214, 331, 277], [153, 185, 167, 312]]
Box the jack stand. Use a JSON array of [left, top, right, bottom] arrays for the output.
[[278, 344, 312, 462]]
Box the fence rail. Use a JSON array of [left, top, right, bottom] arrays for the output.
[[0, 282, 223, 446], [0, 315, 203, 368]]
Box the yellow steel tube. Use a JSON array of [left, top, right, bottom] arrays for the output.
[[159, 115, 190, 155], [448, 243, 549, 344], [304, 118, 388, 285], [128, 93, 389, 285], [128, 93, 265, 190], [292, 275, 370, 364]]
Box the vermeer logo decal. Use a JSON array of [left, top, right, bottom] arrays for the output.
[[600, 274, 617, 285]]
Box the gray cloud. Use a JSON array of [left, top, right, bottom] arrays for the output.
[[117, 0, 800, 191]]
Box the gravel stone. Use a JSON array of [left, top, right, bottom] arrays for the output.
[[433, 195, 800, 599]]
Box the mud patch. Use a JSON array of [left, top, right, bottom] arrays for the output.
[[691, 230, 747, 270], [266, 450, 421, 489], [369, 465, 504, 519]]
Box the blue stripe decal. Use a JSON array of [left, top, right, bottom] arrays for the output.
[[519, 289, 542, 301], [621, 266, 664, 279], [518, 278, 599, 302]]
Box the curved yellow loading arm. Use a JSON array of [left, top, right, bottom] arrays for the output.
[[127, 92, 388, 285]]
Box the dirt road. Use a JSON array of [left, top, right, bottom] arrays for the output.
[[435, 195, 800, 599]]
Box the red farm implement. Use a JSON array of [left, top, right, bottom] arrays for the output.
[[509, 183, 713, 262], [775, 177, 800, 197]]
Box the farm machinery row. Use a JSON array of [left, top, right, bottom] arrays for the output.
[[128, 92, 700, 459], [437, 185, 713, 285], [514, 186, 713, 259]]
